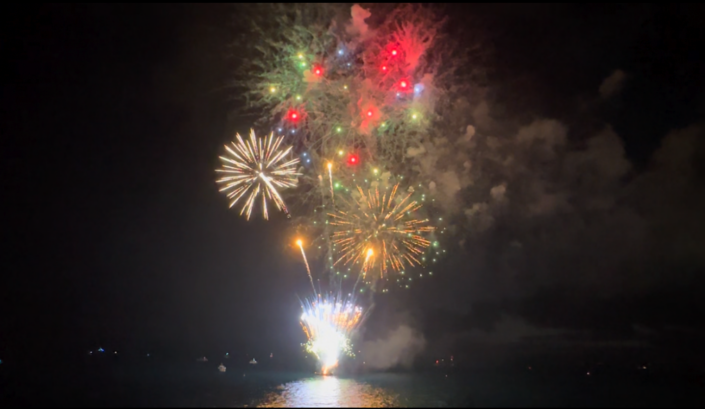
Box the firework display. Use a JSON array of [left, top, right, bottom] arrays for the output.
[[216, 4, 464, 372], [221, 4, 452, 291], [216, 129, 301, 220], [329, 183, 434, 281]]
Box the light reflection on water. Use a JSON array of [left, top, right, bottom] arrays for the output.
[[257, 376, 401, 408]]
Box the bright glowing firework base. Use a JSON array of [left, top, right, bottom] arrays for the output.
[[300, 294, 363, 375]]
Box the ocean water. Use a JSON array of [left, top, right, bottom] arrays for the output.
[[2, 362, 703, 407], [246, 370, 705, 408]]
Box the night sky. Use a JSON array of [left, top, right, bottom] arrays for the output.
[[4, 4, 705, 369]]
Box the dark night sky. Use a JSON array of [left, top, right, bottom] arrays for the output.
[[3, 4, 705, 368]]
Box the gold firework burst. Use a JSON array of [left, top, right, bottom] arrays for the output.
[[329, 183, 434, 280]]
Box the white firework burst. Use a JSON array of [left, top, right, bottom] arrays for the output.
[[216, 129, 301, 220]]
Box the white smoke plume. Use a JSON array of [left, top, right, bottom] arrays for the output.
[[360, 324, 426, 370], [346, 4, 372, 40]]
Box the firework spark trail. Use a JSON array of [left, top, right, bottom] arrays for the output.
[[352, 248, 374, 295], [216, 129, 301, 220], [316, 172, 336, 284], [329, 183, 434, 281], [300, 293, 364, 375], [327, 162, 334, 204], [297, 240, 317, 294]]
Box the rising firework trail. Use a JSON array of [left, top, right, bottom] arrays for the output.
[[352, 248, 374, 295], [297, 239, 316, 294], [327, 162, 334, 204]]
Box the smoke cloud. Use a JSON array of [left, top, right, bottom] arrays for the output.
[[346, 4, 372, 40], [413, 84, 705, 282], [404, 57, 705, 339], [599, 69, 627, 99], [360, 324, 426, 370]]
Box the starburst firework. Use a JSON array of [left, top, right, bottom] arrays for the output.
[[329, 183, 434, 281], [216, 129, 301, 220]]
